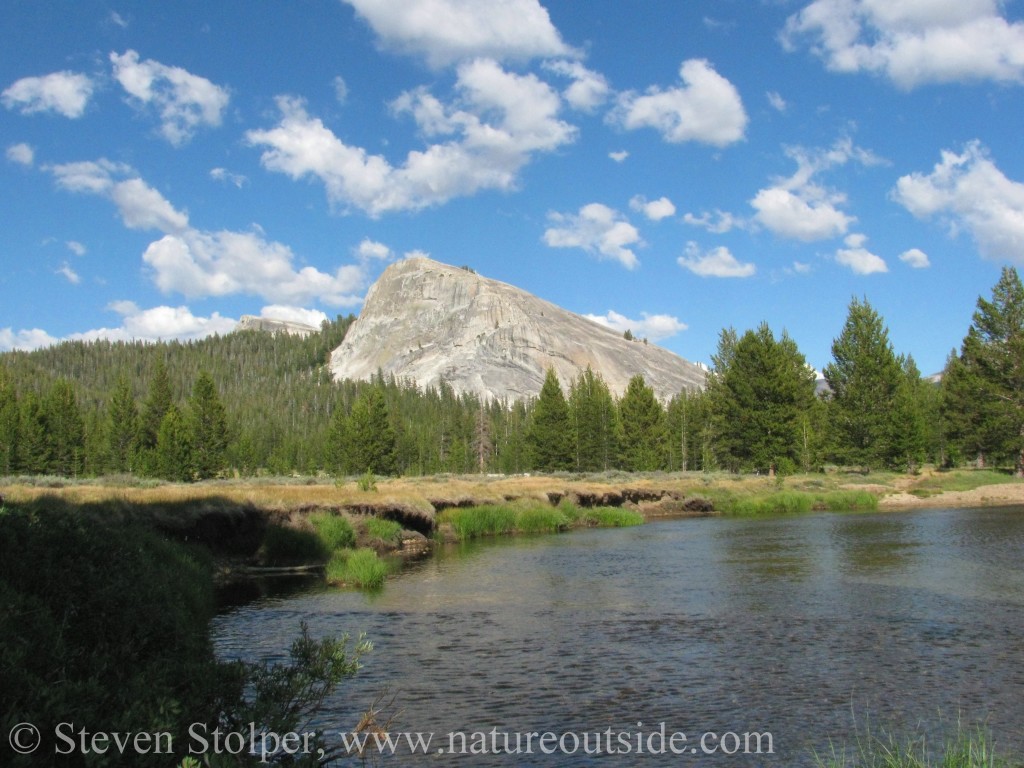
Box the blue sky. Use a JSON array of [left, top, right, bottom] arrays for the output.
[[3, 0, 1024, 377]]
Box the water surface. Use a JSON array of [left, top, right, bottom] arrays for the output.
[[214, 507, 1024, 765]]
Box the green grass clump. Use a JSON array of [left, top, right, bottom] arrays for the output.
[[514, 505, 570, 533], [365, 517, 403, 544], [814, 723, 1012, 768], [716, 489, 879, 516], [585, 507, 645, 527], [326, 548, 388, 588], [441, 505, 518, 539], [309, 512, 356, 551]]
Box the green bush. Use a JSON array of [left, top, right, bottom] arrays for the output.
[[310, 512, 356, 550]]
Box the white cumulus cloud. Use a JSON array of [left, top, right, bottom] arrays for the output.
[[584, 310, 688, 341], [247, 59, 576, 216], [899, 248, 931, 268], [892, 141, 1024, 262], [341, 0, 574, 67], [783, 0, 1024, 88], [544, 60, 611, 112], [6, 142, 35, 166], [2, 71, 94, 118], [258, 305, 330, 328], [48, 158, 368, 306], [630, 195, 676, 222], [683, 209, 744, 234], [750, 137, 881, 241], [110, 50, 230, 145], [678, 242, 756, 278], [835, 233, 888, 274], [543, 203, 642, 269], [0, 327, 60, 352], [611, 59, 748, 147]]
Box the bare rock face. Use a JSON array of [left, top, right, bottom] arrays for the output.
[[329, 257, 706, 401], [237, 315, 318, 338]]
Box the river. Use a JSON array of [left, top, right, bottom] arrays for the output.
[[213, 507, 1024, 765]]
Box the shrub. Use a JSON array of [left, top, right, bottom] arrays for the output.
[[356, 470, 377, 492]]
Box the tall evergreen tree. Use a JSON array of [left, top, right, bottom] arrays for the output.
[[187, 371, 229, 480], [707, 323, 817, 473], [17, 391, 49, 475], [44, 379, 85, 477], [569, 366, 619, 472], [139, 359, 173, 452], [889, 356, 929, 472], [346, 386, 398, 475], [0, 372, 19, 475], [942, 266, 1024, 472], [824, 297, 904, 469], [155, 405, 193, 481], [526, 369, 573, 472], [618, 374, 666, 471], [108, 375, 140, 473]]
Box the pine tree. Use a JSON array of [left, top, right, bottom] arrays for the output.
[[155, 405, 193, 481], [17, 391, 49, 474], [526, 368, 573, 471], [889, 356, 929, 472], [707, 323, 817, 473], [0, 372, 19, 474], [943, 267, 1024, 472], [346, 386, 398, 475], [569, 367, 619, 471], [108, 375, 139, 473], [139, 359, 173, 474], [187, 371, 229, 480], [618, 374, 666, 471], [824, 297, 904, 469], [44, 379, 85, 477]]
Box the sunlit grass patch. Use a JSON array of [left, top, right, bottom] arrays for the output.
[[326, 548, 388, 589], [439, 505, 518, 539], [365, 516, 403, 544], [309, 512, 356, 551], [513, 505, 570, 534], [584, 507, 645, 527]]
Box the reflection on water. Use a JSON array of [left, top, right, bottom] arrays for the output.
[[213, 508, 1024, 765]]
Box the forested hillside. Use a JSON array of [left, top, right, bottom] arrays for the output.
[[2, 267, 1024, 480]]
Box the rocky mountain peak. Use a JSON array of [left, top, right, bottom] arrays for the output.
[[329, 256, 706, 401]]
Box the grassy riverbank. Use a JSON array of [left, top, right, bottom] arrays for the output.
[[813, 722, 1018, 768]]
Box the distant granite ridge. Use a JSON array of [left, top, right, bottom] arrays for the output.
[[329, 257, 706, 402], [237, 315, 319, 337]]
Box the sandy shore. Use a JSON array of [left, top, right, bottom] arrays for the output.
[[880, 481, 1024, 509]]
